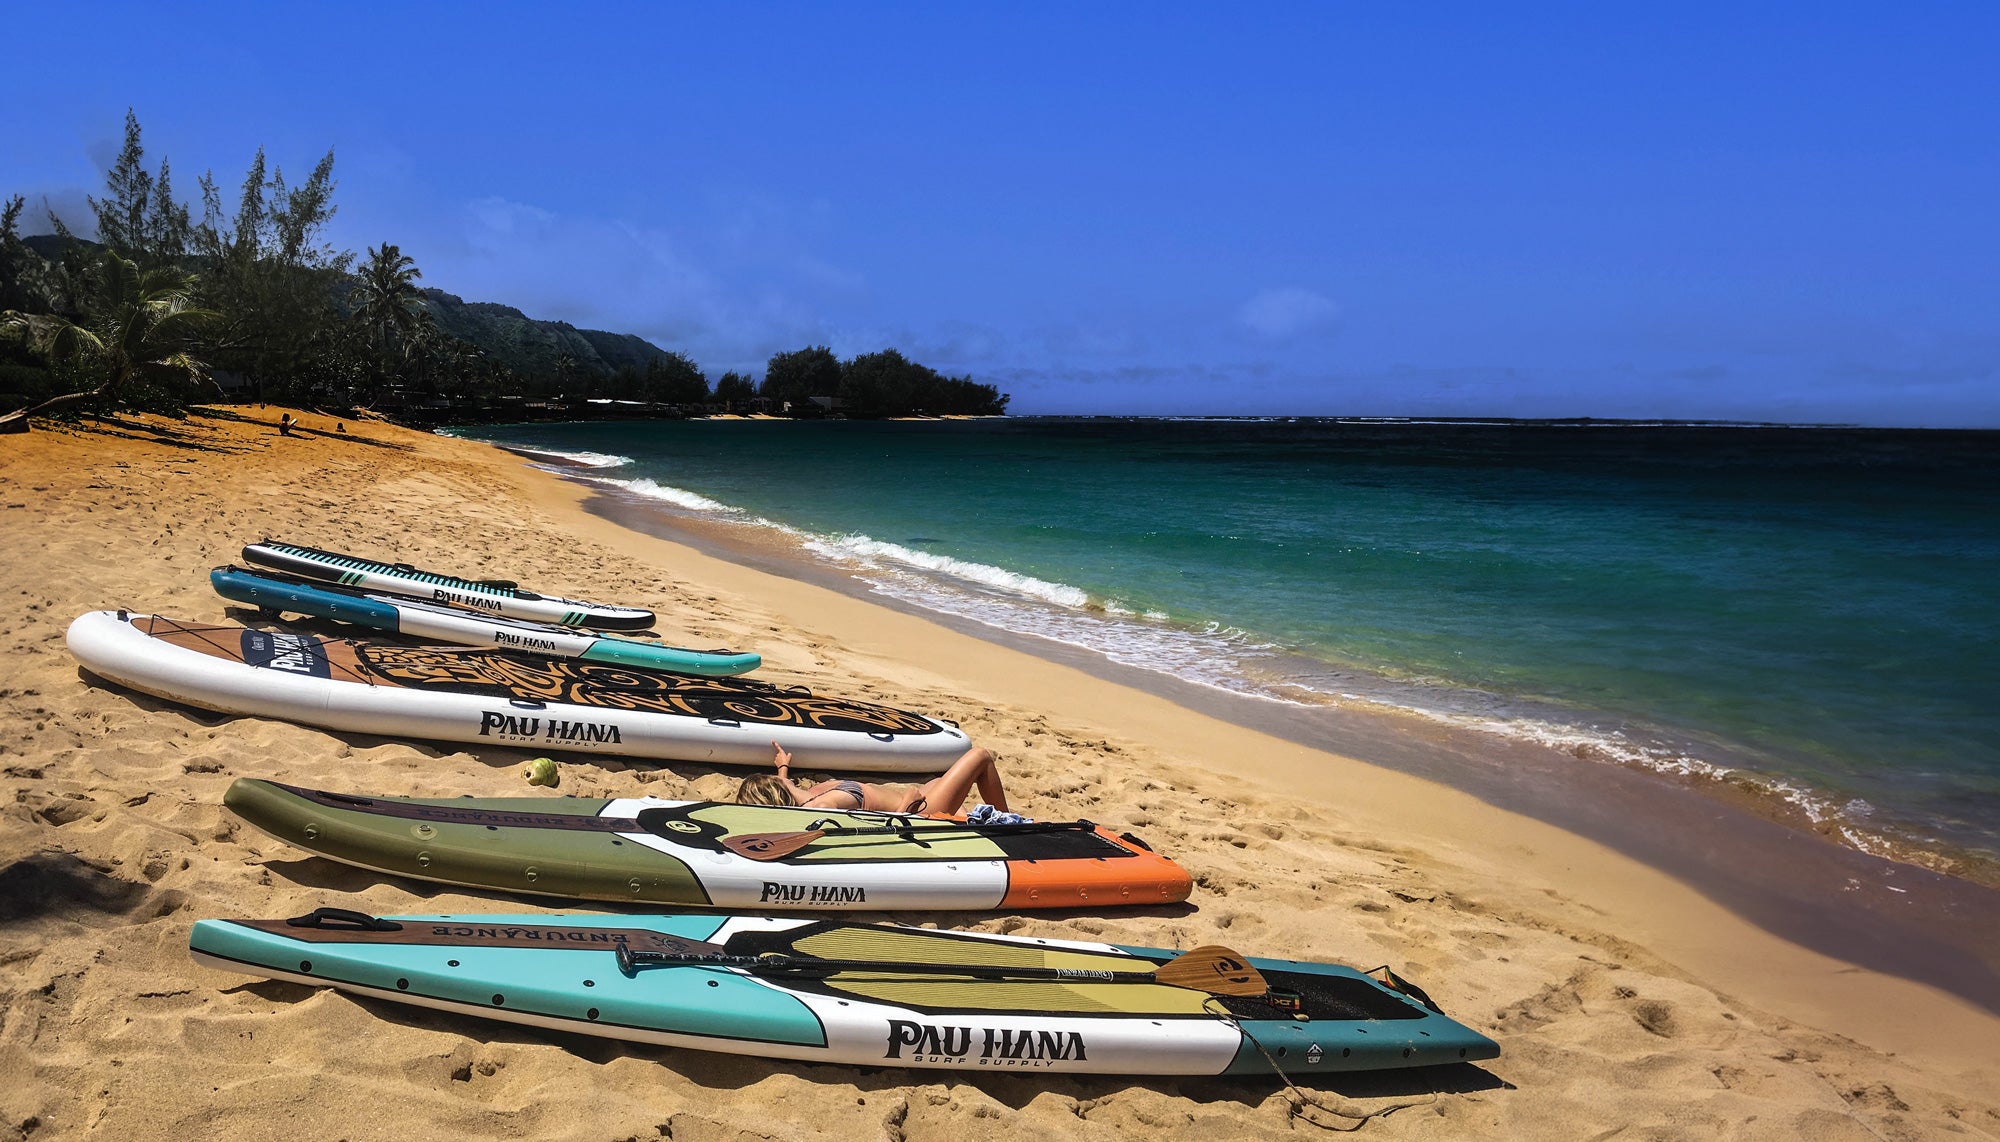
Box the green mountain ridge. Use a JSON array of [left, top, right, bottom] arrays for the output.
[[419, 288, 675, 382]]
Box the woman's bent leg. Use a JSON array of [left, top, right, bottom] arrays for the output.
[[909, 748, 1008, 814]]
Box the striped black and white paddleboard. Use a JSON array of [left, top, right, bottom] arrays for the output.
[[242, 541, 656, 631], [210, 566, 761, 676]]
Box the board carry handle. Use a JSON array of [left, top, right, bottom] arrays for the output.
[[474, 579, 519, 589], [285, 908, 404, 932], [614, 943, 1266, 997], [720, 819, 1099, 861], [1366, 965, 1444, 1013]]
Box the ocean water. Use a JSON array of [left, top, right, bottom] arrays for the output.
[[451, 417, 2000, 879]]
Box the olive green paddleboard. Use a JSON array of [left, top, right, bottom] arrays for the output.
[[227, 778, 1194, 911]]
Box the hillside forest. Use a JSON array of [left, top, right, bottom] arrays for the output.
[[0, 112, 1009, 429]]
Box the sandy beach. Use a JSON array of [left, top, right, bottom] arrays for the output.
[[4, 407, 1999, 1140]]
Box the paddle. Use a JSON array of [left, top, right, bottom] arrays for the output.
[[720, 819, 1097, 861], [614, 941, 1267, 997]]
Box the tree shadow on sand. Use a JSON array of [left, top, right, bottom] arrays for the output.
[[189, 405, 415, 451], [40, 413, 255, 455]]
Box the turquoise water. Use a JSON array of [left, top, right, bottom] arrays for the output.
[[452, 417, 2000, 874]]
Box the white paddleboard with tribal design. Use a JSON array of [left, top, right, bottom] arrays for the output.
[[66, 610, 968, 773]]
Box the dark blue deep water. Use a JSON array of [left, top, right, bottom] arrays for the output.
[[453, 418, 2000, 875]]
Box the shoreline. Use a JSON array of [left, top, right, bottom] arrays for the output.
[[509, 450, 2000, 1015], [488, 444, 2000, 1042], [6, 409, 1999, 1139], [493, 435, 2000, 1075], [485, 436, 2000, 893]]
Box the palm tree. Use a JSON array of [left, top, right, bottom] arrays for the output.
[[0, 252, 214, 431], [350, 242, 430, 400]]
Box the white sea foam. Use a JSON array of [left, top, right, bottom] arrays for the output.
[[841, 562, 1294, 701], [518, 448, 635, 469], [1413, 711, 1909, 858], [588, 476, 734, 513], [804, 534, 1092, 609]]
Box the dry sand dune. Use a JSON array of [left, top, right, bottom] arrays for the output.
[[3, 408, 1997, 1140]]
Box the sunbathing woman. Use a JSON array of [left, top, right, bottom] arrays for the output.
[[736, 742, 1010, 814]]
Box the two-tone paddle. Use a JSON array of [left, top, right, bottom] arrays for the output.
[[613, 940, 1268, 996], [267, 909, 1264, 997], [720, 819, 1100, 861]]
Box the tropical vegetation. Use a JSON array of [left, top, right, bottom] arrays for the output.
[[0, 111, 1008, 430], [0, 251, 215, 431]]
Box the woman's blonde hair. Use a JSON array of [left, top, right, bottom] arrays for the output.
[[736, 774, 800, 806]]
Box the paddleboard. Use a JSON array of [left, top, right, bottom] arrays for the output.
[[211, 565, 762, 677], [224, 777, 1192, 911], [66, 611, 968, 773], [189, 909, 1499, 1076], [241, 541, 656, 631]]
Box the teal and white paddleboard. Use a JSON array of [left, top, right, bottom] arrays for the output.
[[242, 541, 656, 631], [190, 909, 1499, 1076], [212, 565, 761, 677]]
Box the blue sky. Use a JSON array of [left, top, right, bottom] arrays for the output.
[[5, 4, 1997, 425]]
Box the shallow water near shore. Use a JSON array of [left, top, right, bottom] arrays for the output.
[[451, 416, 2000, 883]]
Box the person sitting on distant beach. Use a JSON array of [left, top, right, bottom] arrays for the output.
[[737, 742, 1010, 814], [278, 412, 295, 436]]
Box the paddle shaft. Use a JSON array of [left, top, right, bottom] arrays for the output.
[[615, 943, 1266, 996], [720, 819, 1097, 860]]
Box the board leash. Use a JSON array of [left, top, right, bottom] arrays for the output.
[[1201, 996, 1437, 1132]]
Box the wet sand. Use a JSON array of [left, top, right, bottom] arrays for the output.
[[3, 408, 1998, 1140]]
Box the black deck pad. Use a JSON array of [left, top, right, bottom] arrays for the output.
[[1215, 968, 1429, 1021]]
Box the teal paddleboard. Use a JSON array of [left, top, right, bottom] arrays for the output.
[[190, 909, 1499, 1076]]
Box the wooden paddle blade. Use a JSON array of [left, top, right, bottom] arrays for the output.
[[719, 830, 826, 861], [1152, 945, 1267, 996]]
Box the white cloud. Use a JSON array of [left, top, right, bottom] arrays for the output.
[[1237, 287, 1341, 339], [466, 196, 555, 238], [446, 195, 824, 362]]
